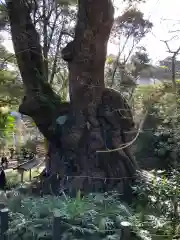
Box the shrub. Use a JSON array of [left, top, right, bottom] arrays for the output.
[[134, 82, 180, 170], [1, 170, 180, 240], [0, 191, 149, 240], [133, 169, 180, 240]]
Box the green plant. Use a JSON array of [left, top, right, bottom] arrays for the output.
[[0, 191, 149, 240], [133, 82, 180, 170], [133, 170, 180, 240], [2, 170, 180, 240], [0, 107, 15, 148]]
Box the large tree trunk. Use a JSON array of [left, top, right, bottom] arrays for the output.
[[6, 0, 139, 202]]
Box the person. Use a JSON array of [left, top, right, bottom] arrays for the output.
[[9, 148, 15, 159], [0, 166, 6, 190], [29, 152, 35, 160], [21, 148, 28, 159], [1, 154, 8, 169]]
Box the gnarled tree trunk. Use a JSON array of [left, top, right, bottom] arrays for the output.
[[6, 0, 139, 201]]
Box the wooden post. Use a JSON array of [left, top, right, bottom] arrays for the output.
[[29, 169, 32, 181], [0, 208, 9, 240], [0, 204, 5, 211], [120, 221, 131, 240], [21, 171, 24, 183], [52, 212, 61, 240]]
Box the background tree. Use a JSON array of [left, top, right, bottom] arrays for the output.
[[0, 0, 76, 149], [130, 47, 150, 78], [0, 106, 15, 149], [161, 39, 180, 91], [0, 0, 76, 99], [0, 35, 23, 107], [106, 7, 152, 89], [26, 0, 76, 87]]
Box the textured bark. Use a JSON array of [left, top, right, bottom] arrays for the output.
[[62, 0, 114, 108], [7, 0, 139, 202]]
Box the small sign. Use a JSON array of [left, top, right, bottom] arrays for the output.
[[56, 115, 67, 125]]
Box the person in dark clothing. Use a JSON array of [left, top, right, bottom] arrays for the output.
[[1, 155, 8, 169], [9, 148, 15, 159], [0, 167, 6, 190], [21, 148, 29, 160], [29, 152, 35, 160]]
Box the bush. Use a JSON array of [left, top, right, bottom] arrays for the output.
[[151, 88, 180, 169], [0, 191, 149, 240], [1, 170, 180, 240], [133, 169, 180, 240], [134, 82, 180, 170]]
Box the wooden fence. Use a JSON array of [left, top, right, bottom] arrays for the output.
[[0, 208, 131, 240]]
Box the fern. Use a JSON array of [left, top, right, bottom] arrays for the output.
[[3, 191, 145, 240]]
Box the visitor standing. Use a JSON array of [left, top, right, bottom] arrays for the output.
[[0, 166, 6, 190]]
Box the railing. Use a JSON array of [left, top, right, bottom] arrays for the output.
[[13, 158, 44, 183]]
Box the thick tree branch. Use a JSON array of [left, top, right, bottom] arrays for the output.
[[6, 0, 45, 92], [62, 0, 114, 108], [6, 0, 66, 140]]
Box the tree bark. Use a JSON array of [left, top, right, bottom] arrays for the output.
[[6, 0, 139, 202]]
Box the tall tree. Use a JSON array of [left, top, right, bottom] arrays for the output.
[[6, 0, 139, 200], [0, 35, 23, 107], [130, 46, 150, 78], [26, 0, 76, 84], [161, 39, 180, 91], [0, 0, 76, 99], [108, 8, 152, 88]]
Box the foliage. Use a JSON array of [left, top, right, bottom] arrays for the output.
[[0, 69, 23, 106], [0, 191, 150, 240], [3, 170, 180, 240], [106, 7, 152, 90], [0, 42, 15, 67], [25, 0, 76, 96], [0, 35, 23, 107], [130, 47, 151, 78], [0, 0, 75, 100], [0, 107, 15, 147], [152, 94, 179, 169], [133, 82, 180, 170], [0, 2, 9, 30], [2, 169, 180, 240], [113, 8, 152, 40], [133, 170, 180, 240]]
